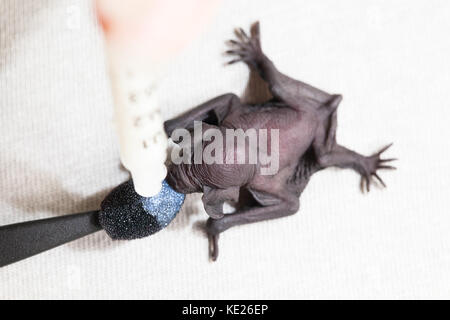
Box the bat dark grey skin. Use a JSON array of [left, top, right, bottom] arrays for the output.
[[165, 22, 396, 261]]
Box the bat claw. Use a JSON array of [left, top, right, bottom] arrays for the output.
[[377, 143, 394, 156], [227, 59, 242, 65], [206, 218, 221, 261], [250, 21, 260, 38], [208, 234, 219, 262], [360, 175, 371, 193], [373, 173, 386, 188], [380, 158, 398, 163]]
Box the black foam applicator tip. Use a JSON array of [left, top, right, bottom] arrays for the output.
[[0, 179, 185, 268], [98, 180, 185, 240]]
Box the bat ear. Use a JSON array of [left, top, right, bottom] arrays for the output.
[[250, 21, 260, 39], [327, 94, 343, 110]]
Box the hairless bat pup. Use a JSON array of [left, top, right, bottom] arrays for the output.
[[164, 22, 396, 261]]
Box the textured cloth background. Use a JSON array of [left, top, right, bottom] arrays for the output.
[[1, 0, 450, 299]]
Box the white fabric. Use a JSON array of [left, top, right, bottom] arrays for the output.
[[1, 0, 450, 299]]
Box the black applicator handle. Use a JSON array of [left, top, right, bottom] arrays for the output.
[[0, 211, 102, 268]]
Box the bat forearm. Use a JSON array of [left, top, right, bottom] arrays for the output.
[[207, 200, 299, 235], [254, 54, 330, 105]]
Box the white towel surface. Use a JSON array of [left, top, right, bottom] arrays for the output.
[[1, 0, 450, 299]]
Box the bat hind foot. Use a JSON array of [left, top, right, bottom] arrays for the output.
[[226, 22, 263, 68]]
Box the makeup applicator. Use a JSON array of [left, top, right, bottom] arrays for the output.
[[0, 0, 220, 267], [0, 180, 184, 267]]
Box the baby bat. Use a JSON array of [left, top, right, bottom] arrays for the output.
[[164, 22, 396, 261]]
